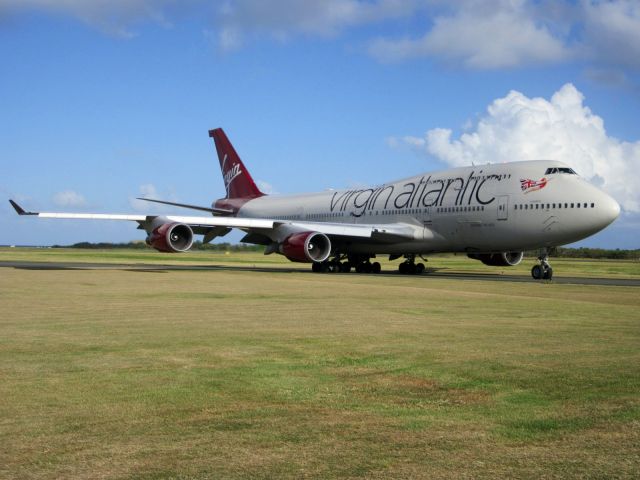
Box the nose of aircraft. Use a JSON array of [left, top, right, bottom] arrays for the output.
[[600, 191, 621, 227]]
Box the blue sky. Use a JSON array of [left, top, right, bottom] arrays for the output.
[[2, 1, 639, 248]]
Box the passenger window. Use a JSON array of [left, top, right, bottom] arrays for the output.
[[571, 203, 574, 208], [591, 203, 594, 208]]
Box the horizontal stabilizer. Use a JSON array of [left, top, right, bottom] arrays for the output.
[[136, 197, 234, 215]]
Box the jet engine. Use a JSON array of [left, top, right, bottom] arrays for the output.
[[467, 251, 524, 267], [280, 231, 331, 263], [146, 222, 194, 253]]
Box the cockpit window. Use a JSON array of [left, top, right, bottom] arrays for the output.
[[545, 167, 577, 175]]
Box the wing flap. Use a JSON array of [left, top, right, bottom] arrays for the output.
[[285, 221, 416, 240], [162, 215, 275, 229]]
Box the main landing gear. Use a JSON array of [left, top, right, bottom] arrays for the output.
[[531, 251, 553, 280], [311, 254, 381, 274], [397, 254, 425, 275]]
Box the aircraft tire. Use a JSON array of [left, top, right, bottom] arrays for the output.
[[371, 262, 381, 274], [341, 262, 352, 273], [543, 267, 553, 280], [531, 265, 543, 280], [416, 263, 425, 274]]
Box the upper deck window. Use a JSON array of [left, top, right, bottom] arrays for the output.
[[545, 167, 577, 175]]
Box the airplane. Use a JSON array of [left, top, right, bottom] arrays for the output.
[[10, 128, 620, 280]]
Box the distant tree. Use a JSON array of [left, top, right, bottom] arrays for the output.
[[525, 247, 639, 260]]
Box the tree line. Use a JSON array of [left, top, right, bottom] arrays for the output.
[[545, 247, 639, 260]]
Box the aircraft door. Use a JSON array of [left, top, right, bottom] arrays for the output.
[[497, 195, 509, 221]]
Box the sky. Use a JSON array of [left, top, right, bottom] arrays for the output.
[[2, 0, 639, 249]]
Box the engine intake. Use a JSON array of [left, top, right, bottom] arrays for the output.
[[280, 231, 331, 263], [147, 222, 194, 253], [468, 251, 524, 267]]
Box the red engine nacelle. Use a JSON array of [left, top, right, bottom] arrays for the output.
[[146, 222, 194, 253], [280, 231, 331, 263], [468, 251, 524, 266]]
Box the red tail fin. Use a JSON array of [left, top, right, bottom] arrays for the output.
[[209, 128, 265, 199]]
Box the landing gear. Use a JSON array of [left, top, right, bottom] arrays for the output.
[[312, 261, 324, 273], [397, 254, 425, 275], [349, 254, 381, 274], [531, 251, 553, 280], [354, 259, 381, 274], [311, 255, 380, 274]]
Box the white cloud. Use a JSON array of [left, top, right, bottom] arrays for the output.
[[367, 0, 640, 76], [212, 0, 421, 52], [53, 190, 87, 207], [581, 0, 640, 71], [0, 0, 176, 37], [395, 83, 640, 212], [129, 183, 162, 212], [369, 0, 570, 67], [2, 0, 640, 82], [256, 180, 277, 195]]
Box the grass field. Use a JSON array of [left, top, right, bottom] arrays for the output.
[[1, 249, 639, 478]]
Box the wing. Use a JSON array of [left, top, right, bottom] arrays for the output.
[[9, 199, 418, 245]]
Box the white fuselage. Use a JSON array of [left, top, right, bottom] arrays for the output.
[[232, 160, 619, 254]]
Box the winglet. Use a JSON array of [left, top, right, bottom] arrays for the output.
[[9, 200, 38, 216]]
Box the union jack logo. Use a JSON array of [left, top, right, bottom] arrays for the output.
[[520, 177, 547, 193]]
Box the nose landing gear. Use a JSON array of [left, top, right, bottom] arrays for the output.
[[531, 252, 553, 280]]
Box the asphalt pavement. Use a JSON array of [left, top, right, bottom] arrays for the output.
[[2, 260, 639, 287]]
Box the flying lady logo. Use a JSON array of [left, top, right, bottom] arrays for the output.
[[223, 163, 242, 188], [520, 177, 548, 194], [221, 154, 243, 192]]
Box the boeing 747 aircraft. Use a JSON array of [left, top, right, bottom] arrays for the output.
[[10, 128, 620, 279]]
